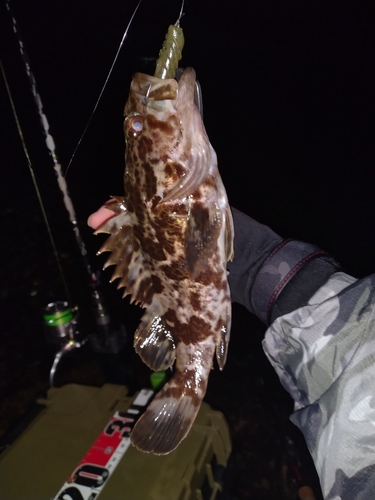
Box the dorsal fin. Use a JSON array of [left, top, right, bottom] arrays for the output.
[[95, 197, 155, 307]]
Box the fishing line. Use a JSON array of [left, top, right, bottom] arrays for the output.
[[177, 0, 185, 25], [0, 59, 71, 302], [5, 0, 110, 333], [5, 0, 145, 351], [5, 0, 143, 278], [64, 0, 144, 177], [5, 0, 95, 273]]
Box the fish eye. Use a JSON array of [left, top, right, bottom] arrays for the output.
[[125, 113, 144, 139]]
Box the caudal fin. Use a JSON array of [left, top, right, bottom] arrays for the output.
[[130, 382, 202, 455]]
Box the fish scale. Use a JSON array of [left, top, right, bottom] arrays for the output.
[[95, 67, 233, 454]]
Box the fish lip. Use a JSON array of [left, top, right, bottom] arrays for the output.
[[128, 68, 197, 105], [129, 72, 179, 102]]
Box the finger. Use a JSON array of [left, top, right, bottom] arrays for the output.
[[87, 204, 116, 230]]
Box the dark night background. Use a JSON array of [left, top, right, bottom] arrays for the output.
[[0, 1, 374, 499]]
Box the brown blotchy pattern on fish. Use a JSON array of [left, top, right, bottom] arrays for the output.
[[143, 162, 157, 201], [163, 308, 212, 344], [96, 68, 234, 455], [147, 114, 177, 137], [162, 368, 207, 405], [160, 262, 187, 281], [189, 290, 201, 311]]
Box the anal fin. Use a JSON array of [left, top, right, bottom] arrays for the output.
[[216, 314, 230, 370], [225, 204, 234, 262], [215, 303, 232, 371]]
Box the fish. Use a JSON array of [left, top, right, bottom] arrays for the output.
[[95, 67, 234, 455]]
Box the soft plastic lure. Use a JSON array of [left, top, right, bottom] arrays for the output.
[[154, 21, 185, 79]]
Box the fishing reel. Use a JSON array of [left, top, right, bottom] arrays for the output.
[[44, 294, 128, 387], [43, 301, 83, 387]]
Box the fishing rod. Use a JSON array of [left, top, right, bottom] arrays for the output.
[[4, 0, 142, 381]]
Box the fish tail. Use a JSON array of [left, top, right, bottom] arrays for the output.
[[130, 384, 200, 455], [131, 341, 215, 455]]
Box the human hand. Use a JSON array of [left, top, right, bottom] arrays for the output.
[[87, 201, 116, 230]]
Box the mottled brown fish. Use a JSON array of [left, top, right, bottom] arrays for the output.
[[96, 67, 234, 454]]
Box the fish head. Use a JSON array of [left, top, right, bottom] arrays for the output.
[[123, 68, 212, 204]]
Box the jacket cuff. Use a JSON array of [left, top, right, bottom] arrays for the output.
[[250, 239, 341, 325]]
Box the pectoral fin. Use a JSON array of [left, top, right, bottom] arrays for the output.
[[184, 203, 222, 279]]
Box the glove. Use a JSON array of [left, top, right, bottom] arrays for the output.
[[228, 208, 341, 325]]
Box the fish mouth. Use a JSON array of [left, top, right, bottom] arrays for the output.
[[130, 73, 178, 102], [129, 68, 197, 109]]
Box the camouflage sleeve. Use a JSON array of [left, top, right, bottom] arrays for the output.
[[228, 209, 375, 497], [263, 272, 375, 499]]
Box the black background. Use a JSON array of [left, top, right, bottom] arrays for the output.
[[1, 1, 374, 498]]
